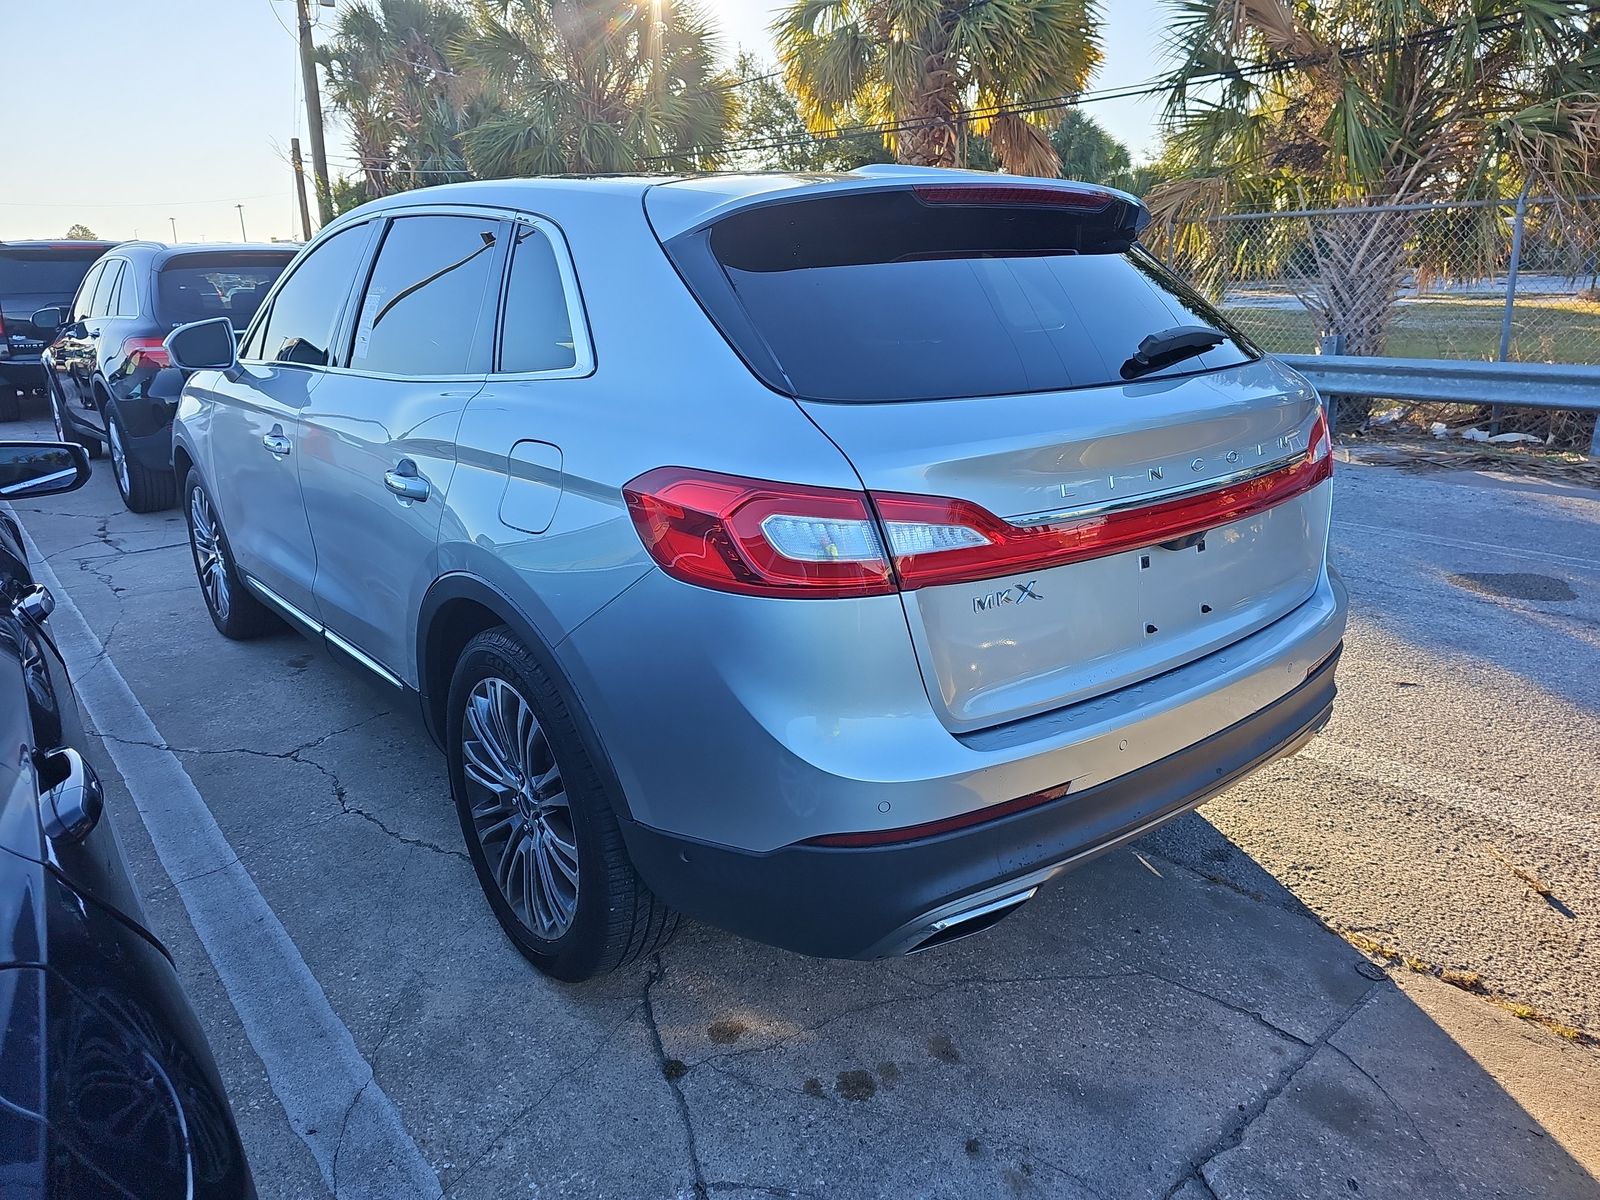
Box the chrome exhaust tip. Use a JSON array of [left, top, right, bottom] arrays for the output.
[[905, 887, 1038, 954]]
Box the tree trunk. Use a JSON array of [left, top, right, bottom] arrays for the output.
[[1298, 206, 1412, 356], [1294, 205, 1413, 426], [896, 34, 959, 168]]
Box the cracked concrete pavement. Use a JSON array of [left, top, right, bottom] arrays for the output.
[[6, 399, 1599, 1199]]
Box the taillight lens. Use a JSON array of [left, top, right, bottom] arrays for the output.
[[624, 410, 1331, 599], [622, 467, 895, 598], [911, 184, 1113, 210], [878, 408, 1332, 590], [120, 336, 170, 370]]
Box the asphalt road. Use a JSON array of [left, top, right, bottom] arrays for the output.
[[7, 399, 1599, 1200]]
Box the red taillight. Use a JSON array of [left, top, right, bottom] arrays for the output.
[[912, 184, 1113, 210], [876, 409, 1332, 590], [622, 467, 895, 598], [120, 336, 170, 370], [624, 410, 1331, 599]]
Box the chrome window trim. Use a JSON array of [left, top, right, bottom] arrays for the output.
[[236, 218, 381, 369], [487, 213, 596, 382], [1007, 449, 1306, 528], [324, 208, 510, 382]]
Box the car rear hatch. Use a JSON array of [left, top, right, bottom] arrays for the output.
[[154, 249, 294, 331], [0, 243, 108, 359], [652, 178, 1332, 733]]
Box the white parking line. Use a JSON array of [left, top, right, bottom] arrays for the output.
[[1301, 736, 1594, 850], [1333, 519, 1600, 573], [19, 523, 441, 1200]]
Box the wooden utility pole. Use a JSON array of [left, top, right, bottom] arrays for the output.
[[291, 137, 315, 241], [295, 0, 334, 226]]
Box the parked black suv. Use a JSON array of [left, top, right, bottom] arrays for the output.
[[0, 440, 256, 1197], [36, 243, 294, 511], [0, 241, 119, 422]]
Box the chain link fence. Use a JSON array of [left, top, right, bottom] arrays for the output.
[[1151, 197, 1600, 451]]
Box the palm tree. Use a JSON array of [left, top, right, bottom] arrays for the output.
[[774, 0, 1101, 177], [456, 0, 733, 176], [318, 0, 483, 197], [1148, 0, 1600, 356]]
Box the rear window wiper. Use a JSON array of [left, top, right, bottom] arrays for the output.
[[1121, 325, 1226, 380]]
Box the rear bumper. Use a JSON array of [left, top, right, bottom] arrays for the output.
[[0, 358, 46, 388], [622, 644, 1340, 958]]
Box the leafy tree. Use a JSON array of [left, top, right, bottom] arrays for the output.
[[725, 51, 890, 172], [64, 224, 99, 240], [1050, 109, 1134, 188], [329, 175, 374, 217], [457, 0, 733, 175], [317, 0, 481, 196], [1149, 0, 1600, 355], [775, 0, 1102, 177]]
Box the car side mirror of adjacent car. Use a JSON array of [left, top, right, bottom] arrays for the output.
[[0, 441, 92, 500], [31, 307, 64, 333], [165, 317, 238, 374]]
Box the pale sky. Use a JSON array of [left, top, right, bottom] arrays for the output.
[[0, 0, 1167, 245]]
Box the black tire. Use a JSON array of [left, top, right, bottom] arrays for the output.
[[446, 626, 676, 981], [182, 469, 280, 639], [107, 406, 176, 513], [48, 376, 101, 458], [0, 390, 19, 423]]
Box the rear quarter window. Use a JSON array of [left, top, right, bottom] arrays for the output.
[[667, 188, 1256, 402]]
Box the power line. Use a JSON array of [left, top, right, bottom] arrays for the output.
[[310, 9, 1543, 176], [642, 10, 1532, 164]]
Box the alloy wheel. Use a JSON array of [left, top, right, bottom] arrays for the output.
[[188, 486, 231, 622], [109, 419, 130, 497], [461, 676, 579, 940]]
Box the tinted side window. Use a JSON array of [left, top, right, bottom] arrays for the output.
[[350, 215, 502, 377], [251, 224, 369, 366], [69, 264, 104, 323], [89, 262, 123, 318], [499, 225, 577, 374], [112, 262, 138, 317]]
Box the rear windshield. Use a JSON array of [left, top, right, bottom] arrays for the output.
[[0, 248, 105, 297], [157, 252, 293, 327], [679, 189, 1255, 402]]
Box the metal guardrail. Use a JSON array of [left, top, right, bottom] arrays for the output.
[[1276, 353, 1600, 455]]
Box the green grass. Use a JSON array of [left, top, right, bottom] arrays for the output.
[[1222, 295, 1600, 364]]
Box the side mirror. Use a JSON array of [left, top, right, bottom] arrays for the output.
[[165, 317, 238, 373], [0, 441, 91, 500], [31, 307, 65, 333]]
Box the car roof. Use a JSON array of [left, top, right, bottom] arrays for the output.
[[331, 166, 1144, 241], [0, 240, 121, 254], [104, 241, 300, 265]]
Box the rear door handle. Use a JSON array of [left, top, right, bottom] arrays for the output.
[[384, 461, 430, 503], [262, 432, 291, 456]]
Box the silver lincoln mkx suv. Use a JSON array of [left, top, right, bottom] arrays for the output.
[[165, 167, 1346, 980]]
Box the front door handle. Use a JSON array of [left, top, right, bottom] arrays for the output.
[[384, 460, 430, 503], [262, 431, 291, 456]]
